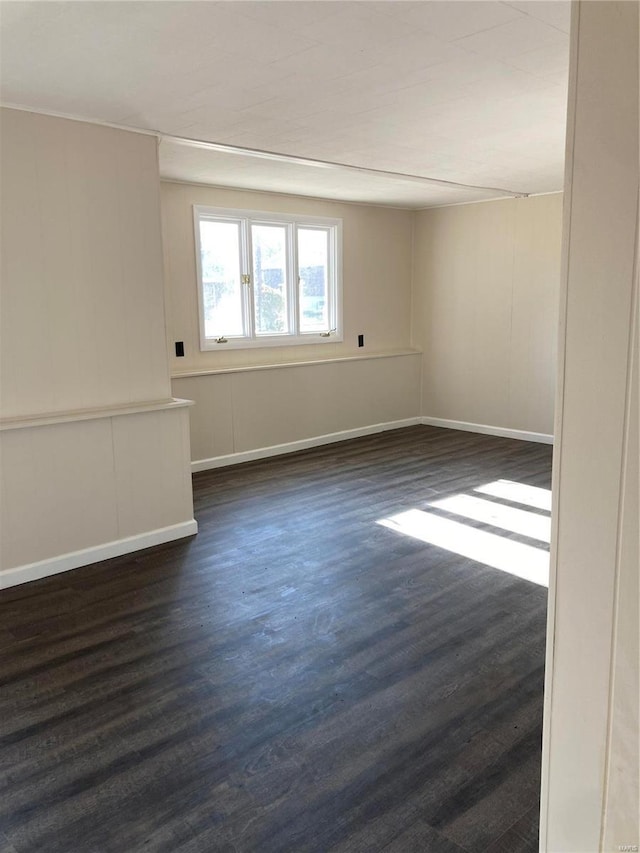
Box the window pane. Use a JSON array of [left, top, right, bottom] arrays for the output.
[[199, 220, 244, 338], [252, 224, 288, 335], [298, 228, 329, 332]]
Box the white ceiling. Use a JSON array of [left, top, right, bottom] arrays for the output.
[[0, 1, 571, 208]]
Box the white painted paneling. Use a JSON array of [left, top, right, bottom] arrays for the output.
[[541, 2, 639, 850], [115, 130, 172, 405], [161, 180, 414, 374], [169, 374, 235, 462], [509, 196, 562, 431], [0, 406, 195, 583], [172, 353, 421, 463], [412, 193, 562, 436], [231, 356, 419, 452], [421, 417, 553, 445], [0, 109, 195, 585], [1, 521, 198, 590], [0, 108, 171, 418], [0, 419, 118, 570], [601, 304, 638, 851], [190, 419, 422, 472], [112, 407, 195, 538]]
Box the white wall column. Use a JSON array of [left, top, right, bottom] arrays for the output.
[[0, 109, 197, 587], [540, 2, 639, 851]]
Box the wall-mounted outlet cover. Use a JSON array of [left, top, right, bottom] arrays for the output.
[[358, 334, 364, 347], [175, 341, 185, 357]]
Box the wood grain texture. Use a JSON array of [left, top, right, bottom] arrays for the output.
[[0, 426, 551, 852]]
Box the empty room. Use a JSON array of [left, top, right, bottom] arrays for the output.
[[0, 2, 637, 852]]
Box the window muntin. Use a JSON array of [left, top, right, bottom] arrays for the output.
[[194, 206, 341, 350]]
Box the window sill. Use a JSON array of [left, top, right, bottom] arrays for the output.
[[171, 349, 422, 379], [200, 332, 343, 352]]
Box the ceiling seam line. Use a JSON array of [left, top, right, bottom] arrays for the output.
[[162, 134, 530, 198]]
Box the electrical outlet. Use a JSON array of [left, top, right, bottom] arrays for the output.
[[175, 341, 185, 357], [358, 334, 364, 348]]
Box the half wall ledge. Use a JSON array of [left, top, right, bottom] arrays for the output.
[[0, 398, 196, 589], [0, 397, 194, 431]]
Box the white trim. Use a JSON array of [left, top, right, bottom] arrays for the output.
[[417, 189, 562, 212], [0, 102, 161, 139], [160, 176, 457, 214], [191, 418, 422, 472], [540, 6, 581, 848], [0, 108, 528, 209], [171, 349, 421, 379], [193, 204, 342, 351], [194, 205, 342, 231], [420, 416, 554, 444], [0, 398, 194, 432], [0, 520, 198, 590], [191, 415, 554, 472], [198, 331, 345, 352], [168, 134, 527, 199]]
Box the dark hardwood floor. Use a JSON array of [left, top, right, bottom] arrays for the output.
[[0, 426, 552, 853]]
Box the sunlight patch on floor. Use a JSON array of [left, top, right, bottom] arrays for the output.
[[474, 479, 552, 512], [430, 494, 551, 543], [378, 509, 549, 587]]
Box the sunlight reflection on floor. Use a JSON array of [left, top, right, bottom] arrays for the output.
[[377, 480, 552, 587], [430, 494, 551, 543], [475, 479, 552, 512]]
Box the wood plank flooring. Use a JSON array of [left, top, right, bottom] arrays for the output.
[[0, 426, 552, 853]]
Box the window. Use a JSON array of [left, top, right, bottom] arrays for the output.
[[194, 205, 342, 350]]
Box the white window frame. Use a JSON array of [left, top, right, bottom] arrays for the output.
[[194, 205, 343, 351]]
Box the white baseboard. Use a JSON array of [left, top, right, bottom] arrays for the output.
[[0, 519, 198, 590], [191, 417, 422, 472], [421, 416, 554, 444]]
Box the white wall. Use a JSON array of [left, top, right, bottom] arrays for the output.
[[1, 109, 171, 418], [540, 2, 639, 850], [0, 110, 196, 588], [0, 403, 195, 586], [172, 353, 421, 467], [412, 194, 562, 437], [601, 312, 638, 852], [162, 180, 563, 463], [162, 180, 421, 464], [161, 180, 415, 372]]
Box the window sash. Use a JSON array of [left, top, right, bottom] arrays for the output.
[[194, 206, 341, 350], [250, 220, 293, 337], [198, 217, 246, 340], [297, 225, 333, 335]]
